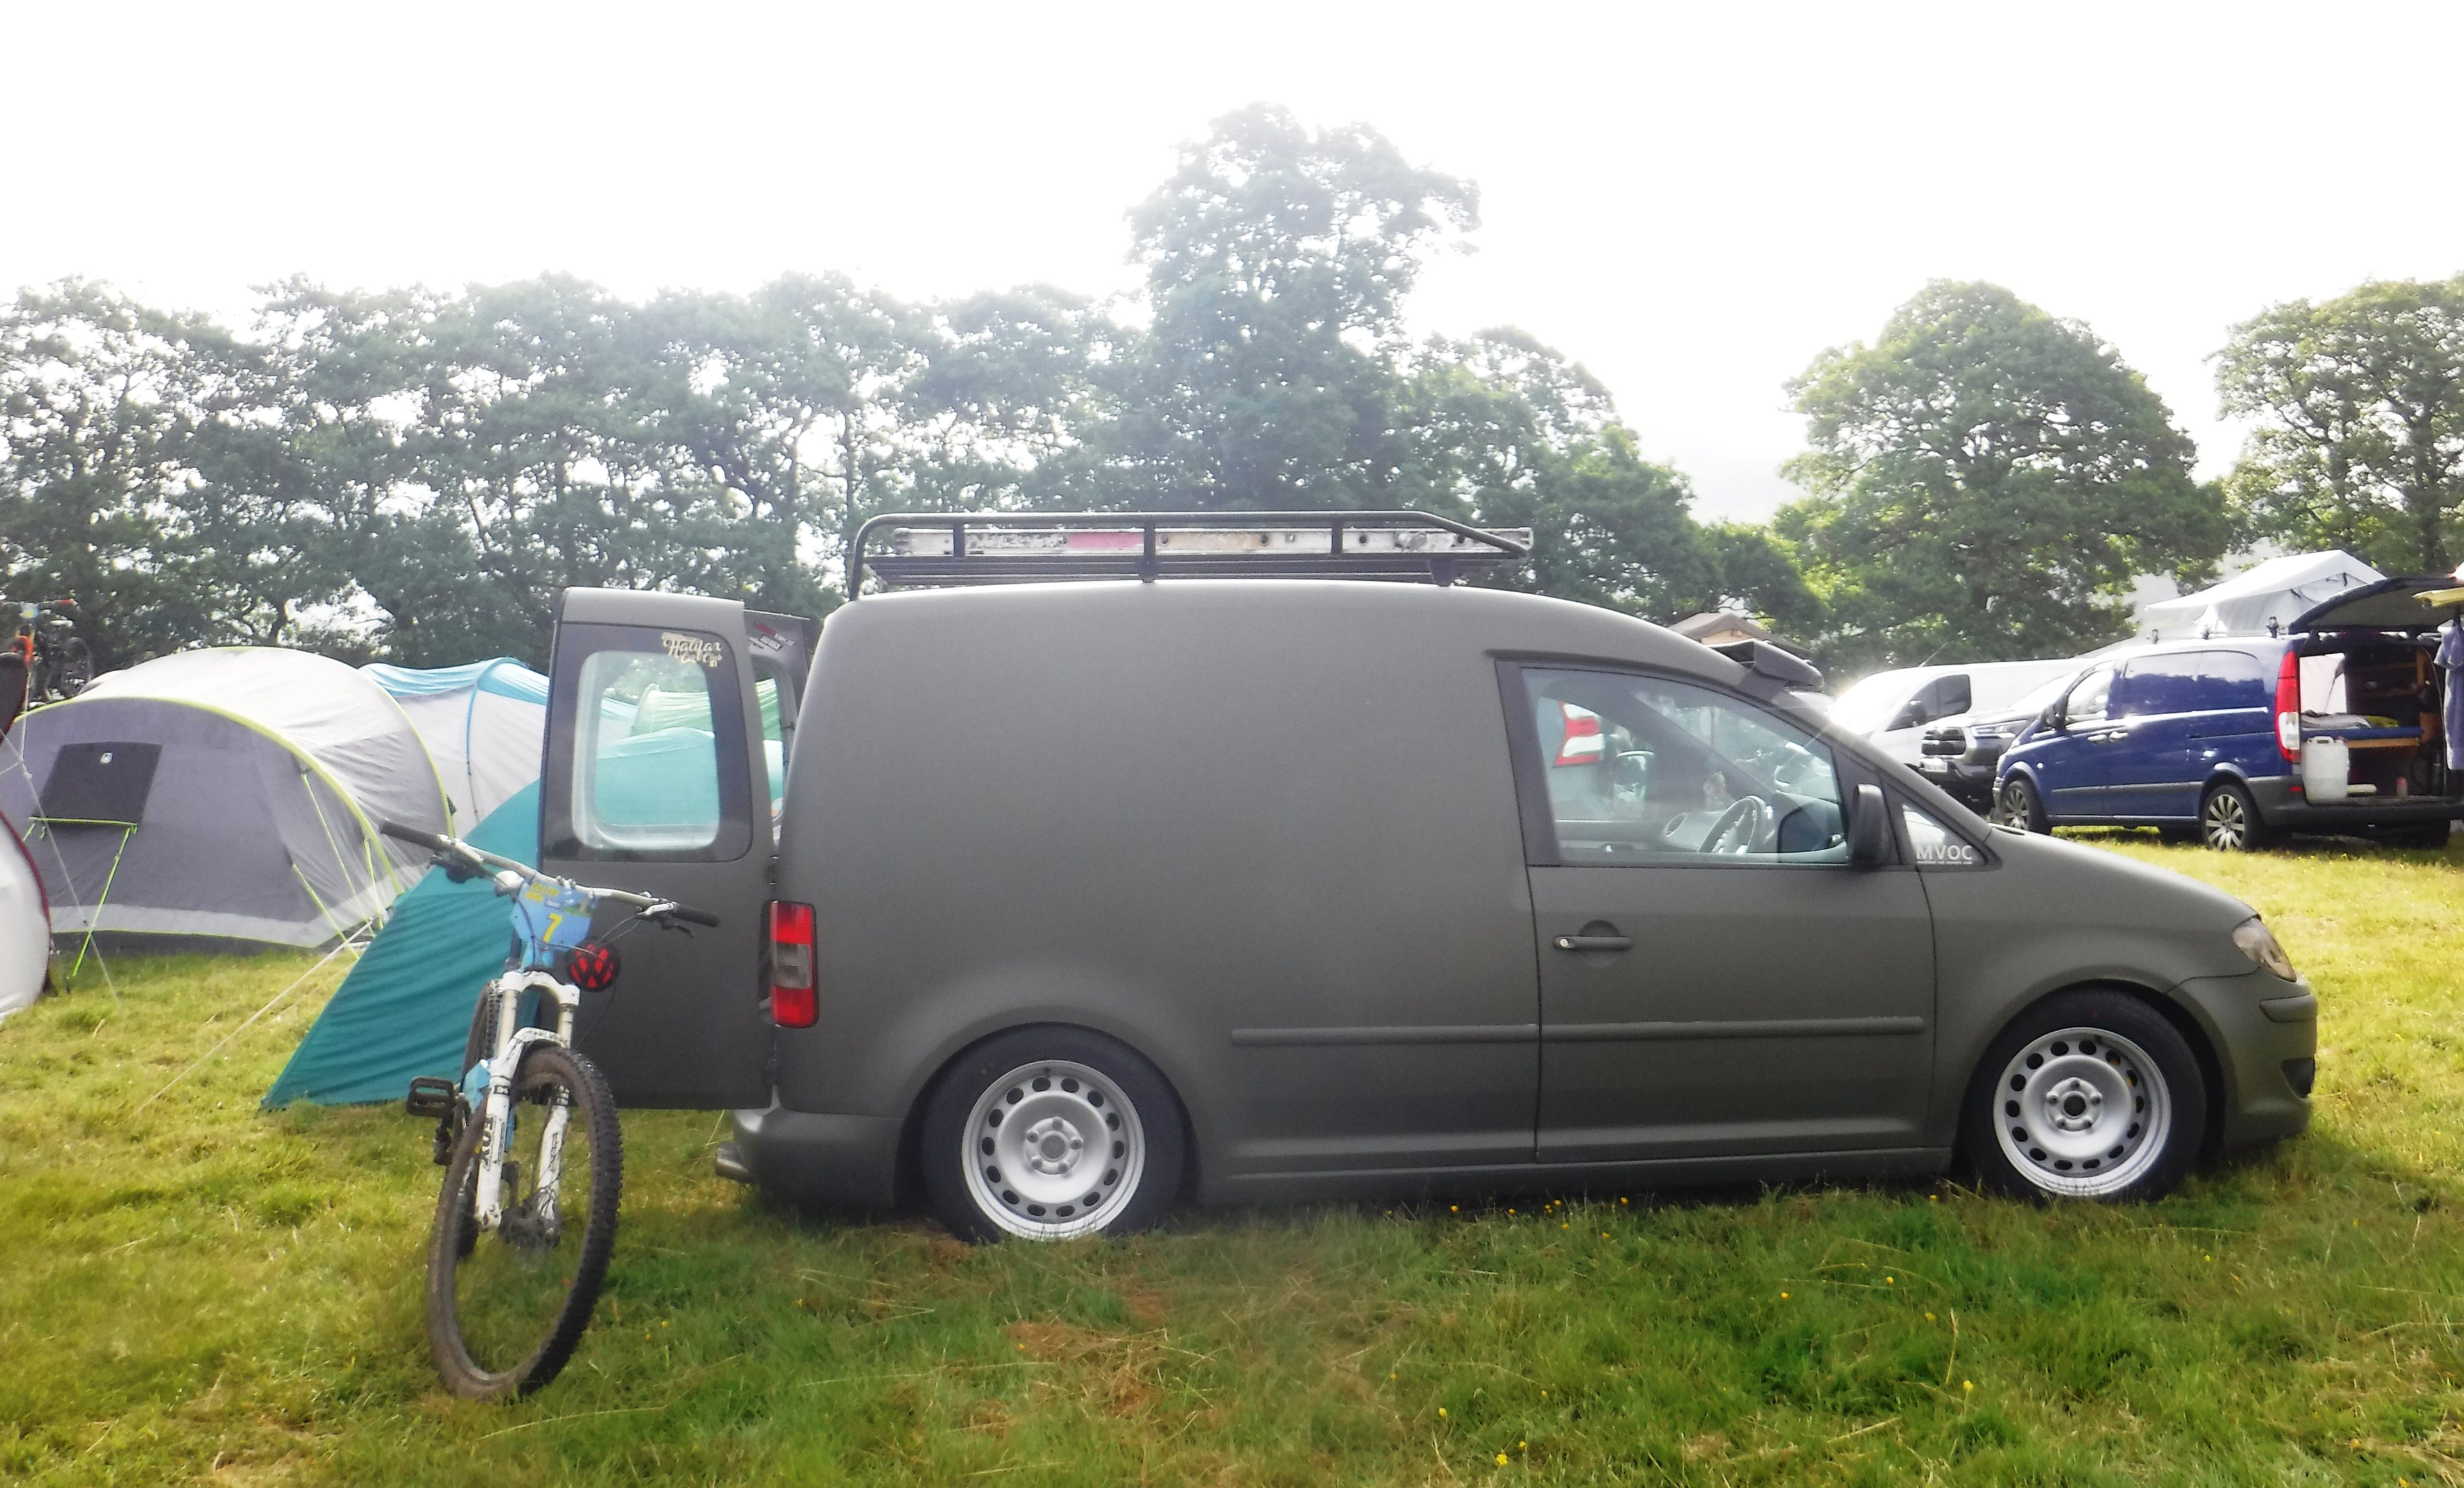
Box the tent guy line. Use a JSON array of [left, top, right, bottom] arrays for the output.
[[133, 930, 363, 1113]]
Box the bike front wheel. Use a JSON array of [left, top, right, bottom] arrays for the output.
[[426, 1043, 621, 1400]]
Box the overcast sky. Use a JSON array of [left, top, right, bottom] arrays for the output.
[[7, 1, 2459, 522]]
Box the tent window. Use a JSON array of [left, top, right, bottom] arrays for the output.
[[544, 624, 755, 862]]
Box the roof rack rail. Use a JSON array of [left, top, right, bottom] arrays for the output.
[[849, 510, 1532, 596]]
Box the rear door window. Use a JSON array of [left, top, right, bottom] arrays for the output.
[[543, 625, 755, 862]]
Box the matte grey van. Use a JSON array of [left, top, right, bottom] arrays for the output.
[[542, 536, 2315, 1241]]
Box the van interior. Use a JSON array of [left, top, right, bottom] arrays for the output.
[[2291, 632, 2452, 802]]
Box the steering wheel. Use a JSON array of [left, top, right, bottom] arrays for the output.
[[1701, 794, 1772, 855]]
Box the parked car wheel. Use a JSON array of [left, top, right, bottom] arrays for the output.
[[2377, 821, 2452, 850], [1962, 990, 2206, 1202], [1999, 774, 2049, 834], [921, 1027, 1185, 1243], [2199, 782, 2280, 851]]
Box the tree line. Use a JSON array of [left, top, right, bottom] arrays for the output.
[[4, 105, 2459, 675]]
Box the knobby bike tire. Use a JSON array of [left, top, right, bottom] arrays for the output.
[[425, 1043, 622, 1401]]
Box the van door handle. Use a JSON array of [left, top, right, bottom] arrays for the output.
[[1553, 934, 1634, 954]]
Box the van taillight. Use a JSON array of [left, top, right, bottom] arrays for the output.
[[2273, 651, 2301, 760], [769, 900, 816, 1028]]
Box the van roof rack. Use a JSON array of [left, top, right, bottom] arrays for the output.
[[850, 511, 1532, 596]]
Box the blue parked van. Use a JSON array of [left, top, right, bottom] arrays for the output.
[[1997, 577, 2461, 850]]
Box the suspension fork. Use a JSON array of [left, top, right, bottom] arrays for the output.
[[471, 973, 581, 1232]]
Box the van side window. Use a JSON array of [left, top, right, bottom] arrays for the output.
[[543, 624, 755, 862], [2119, 654, 2200, 715], [1888, 674, 1972, 731], [2195, 651, 2268, 710], [1521, 668, 1847, 865]]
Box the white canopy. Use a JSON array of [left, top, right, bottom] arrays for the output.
[[1, 647, 450, 948], [2135, 551, 2384, 642], [363, 658, 549, 828]]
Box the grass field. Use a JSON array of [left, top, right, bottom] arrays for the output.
[[4, 834, 2462, 1485]]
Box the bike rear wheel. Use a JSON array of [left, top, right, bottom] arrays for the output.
[[50, 637, 91, 699], [426, 1042, 621, 1400]]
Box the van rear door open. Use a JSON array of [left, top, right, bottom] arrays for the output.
[[540, 589, 779, 1109]]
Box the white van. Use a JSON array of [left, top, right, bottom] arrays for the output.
[[1829, 661, 2086, 767]]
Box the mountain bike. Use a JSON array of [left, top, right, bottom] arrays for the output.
[[10, 598, 93, 704], [379, 821, 719, 1401]]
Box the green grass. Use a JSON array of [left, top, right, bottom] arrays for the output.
[[4, 835, 2462, 1485]]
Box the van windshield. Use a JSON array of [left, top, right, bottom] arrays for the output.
[[2001, 671, 2080, 721]]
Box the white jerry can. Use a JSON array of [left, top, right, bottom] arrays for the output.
[[2300, 736, 2350, 803]]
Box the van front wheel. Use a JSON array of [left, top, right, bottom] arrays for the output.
[[2000, 774, 2049, 834], [921, 1027, 1185, 1243], [1962, 990, 2205, 1202]]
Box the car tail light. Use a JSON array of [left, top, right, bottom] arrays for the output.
[[1555, 703, 1604, 766], [769, 900, 816, 1027], [2273, 651, 2300, 760]]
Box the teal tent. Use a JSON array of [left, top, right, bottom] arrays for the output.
[[262, 783, 537, 1107], [263, 713, 785, 1106]]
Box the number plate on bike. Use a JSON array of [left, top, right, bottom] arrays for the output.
[[512, 880, 595, 969]]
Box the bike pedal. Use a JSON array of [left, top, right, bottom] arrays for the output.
[[406, 1076, 458, 1121], [431, 1119, 456, 1167]]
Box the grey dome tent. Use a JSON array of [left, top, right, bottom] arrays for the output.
[[1, 647, 450, 950]]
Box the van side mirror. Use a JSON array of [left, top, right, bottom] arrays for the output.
[[1848, 783, 1890, 868]]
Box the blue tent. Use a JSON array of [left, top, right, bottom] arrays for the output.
[[262, 783, 538, 1107]]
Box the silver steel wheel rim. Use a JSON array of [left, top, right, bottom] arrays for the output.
[[1993, 1027, 2171, 1197], [961, 1059, 1145, 1240], [2204, 791, 2246, 848]]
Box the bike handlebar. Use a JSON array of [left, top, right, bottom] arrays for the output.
[[379, 820, 452, 853], [377, 819, 720, 928]]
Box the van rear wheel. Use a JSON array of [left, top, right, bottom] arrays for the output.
[[921, 1027, 1185, 1243], [2200, 782, 2280, 851], [1962, 990, 2205, 1203]]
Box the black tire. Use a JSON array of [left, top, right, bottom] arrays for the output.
[[1960, 989, 2207, 1203], [426, 1043, 621, 1400], [921, 1026, 1185, 1244], [2001, 773, 2049, 834], [2380, 821, 2452, 850], [2200, 780, 2280, 851]]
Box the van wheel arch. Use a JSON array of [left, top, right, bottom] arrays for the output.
[[899, 1023, 1202, 1213], [1963, 982, 2224, 1166]]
